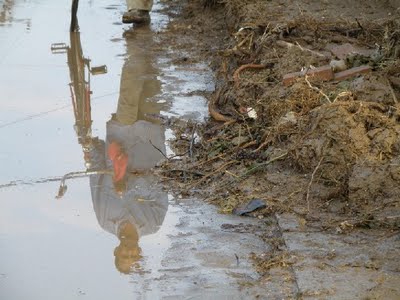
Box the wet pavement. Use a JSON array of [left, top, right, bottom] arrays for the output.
[[0, 0, 269, 299]]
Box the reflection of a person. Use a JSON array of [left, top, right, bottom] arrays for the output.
[[87, 26, 168, 274]]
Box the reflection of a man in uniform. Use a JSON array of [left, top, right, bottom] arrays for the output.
[[58, 25, 168, 274], [89, 26, 167, 274]]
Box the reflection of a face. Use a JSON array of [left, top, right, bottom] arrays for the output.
[[114, 222, 142, 274]]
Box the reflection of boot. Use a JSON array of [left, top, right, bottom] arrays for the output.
[[122, 9, 150, 24]]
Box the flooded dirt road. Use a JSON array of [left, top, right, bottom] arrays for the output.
[[0, 0, 269, 299]]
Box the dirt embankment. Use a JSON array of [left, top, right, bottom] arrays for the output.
[[159, 0, 400, 231]]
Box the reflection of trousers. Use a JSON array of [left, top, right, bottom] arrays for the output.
[[126, 0, 153, 11]]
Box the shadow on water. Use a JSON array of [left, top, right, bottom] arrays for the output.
[[52, 20, 169, 275]]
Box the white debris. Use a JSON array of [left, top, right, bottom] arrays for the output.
[[246, 107, 258, 119]]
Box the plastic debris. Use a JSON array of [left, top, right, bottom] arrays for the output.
[[233, 199, 266, 216]]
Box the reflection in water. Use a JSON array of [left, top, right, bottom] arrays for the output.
[[51, 32, 109, 197], [0, 0, 31, 29], [53, 24, 168, 274], [0, 0, 15, 23]]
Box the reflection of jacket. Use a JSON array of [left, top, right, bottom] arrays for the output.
[[89, 119, 167, 237], [90, 174, 168, 237], [106, 119, 165, 170], [87, 25, 167, 238]]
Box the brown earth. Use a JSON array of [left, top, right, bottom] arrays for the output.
[[156, 0, 400, 281]]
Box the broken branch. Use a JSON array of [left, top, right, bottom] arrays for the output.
[[306, 156, 324, 212], [233, 63, 268, 88]]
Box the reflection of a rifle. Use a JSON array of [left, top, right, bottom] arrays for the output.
[[51, 31, 107, 198], [70, 0, 79, 32], [55, 170, 113, 199], [51, 33, 107, 150]]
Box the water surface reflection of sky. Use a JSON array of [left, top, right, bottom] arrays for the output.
[[1, 1, 171, 298]]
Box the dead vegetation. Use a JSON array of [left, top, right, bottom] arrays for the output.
[[158, 0, 400, 233]]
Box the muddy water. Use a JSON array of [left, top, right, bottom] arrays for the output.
[[0, 1, 267, 299]]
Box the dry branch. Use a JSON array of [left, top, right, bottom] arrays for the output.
[[306, 156, 324, 212], [233, 63, 268, 88]]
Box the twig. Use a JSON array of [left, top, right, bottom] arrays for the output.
[[193, 153, 227, 167], [215, 119, 236, 128], [355, 18, 364, 33], [164, 169, 204, 177], [225, 170, 239, 178], [149, 140, 168, 159], [189, 124, 197, 158], [248, 32, 254, 50], [233, 63, 267, 88], [236, 33, 252, 48], [386, 77, 399, 104], [304, 74, 331, 103], [385, 215, 400, 219], [254, 136, 270, 153], [306, 156, 324, 212], [276, 40, 326, 58], [241, 152, 288, 177], [259, 23, 271, 44], [208, 94, 236, 123], [333, 91, 352, 102], [240, 140, 257, 149], [190, 160, 237, 187], [295, 41, 326, 58], [167, 150, 190, 160]]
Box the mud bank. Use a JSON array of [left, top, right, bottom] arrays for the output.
[[163, 0, 400, 225], [160, 0, 400, 298]]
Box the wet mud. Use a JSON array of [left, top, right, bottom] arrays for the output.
[[1, 0, 400, 299], [158, 0, 400, 299]]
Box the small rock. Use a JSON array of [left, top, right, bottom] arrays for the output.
[[330, 59, 347, 72]]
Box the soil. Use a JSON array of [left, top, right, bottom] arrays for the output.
[[158, 0, 400, 225], [156, 0, 400, 296]]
